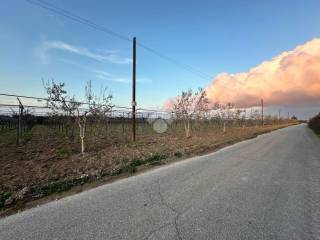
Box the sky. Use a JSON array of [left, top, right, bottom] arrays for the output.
[[1, 0, 320, 119]]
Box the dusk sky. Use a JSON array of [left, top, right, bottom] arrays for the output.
[[1, 0, 320, 119]]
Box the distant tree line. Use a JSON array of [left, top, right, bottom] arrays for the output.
[[171, 88, 294, 138]]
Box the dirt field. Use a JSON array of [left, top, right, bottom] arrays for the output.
[[0, 123, 295, 210]]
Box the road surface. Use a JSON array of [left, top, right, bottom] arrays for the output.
[[1, 124, 320, 240]]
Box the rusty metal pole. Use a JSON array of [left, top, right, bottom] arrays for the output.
[[17, 97, 24, 144], [132, 37, 136, 142]]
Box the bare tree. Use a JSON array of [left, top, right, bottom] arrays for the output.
[[85, 80, 113, 141], [44, 80, 112, 155], [213, 102, 234, 133], [233, 108, 246, 127], [210, 102, 223, 129], [240, 109, 247, 128], [172, 88, 209, 138], [44, 80, 86, 153], [225, 102, 235, 120], [173, 89, 192, 138], [249, 109, 260, 127], [86, 82, 113, 120]]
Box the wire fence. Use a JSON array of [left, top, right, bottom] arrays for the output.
[[0, 93, 175, 146], [0, 92, 293, 151]]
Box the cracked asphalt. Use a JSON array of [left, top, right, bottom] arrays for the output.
[[1, 124, 320, 240]]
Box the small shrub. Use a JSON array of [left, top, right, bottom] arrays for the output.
[[174, 151, 183, 157], [96, 151, 102, 160], [119, 164, 137, 174], [146, 154, 167, 163], [0, 192, 12, 208], [31, 175, 89, 197], [131, 158, 145, 167], [3, 192, 11, 199], [308, 113, 320, 134], [116, 155, 168, 175], [57, 147, 72, 158], [23, 132, 32, 142]]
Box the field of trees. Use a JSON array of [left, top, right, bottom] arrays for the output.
[[0, 81, 298, 210]]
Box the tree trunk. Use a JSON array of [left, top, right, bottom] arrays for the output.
[[78, 117, 86, 155], [184, 118, 191, 138], [80, 136, 85, 154]]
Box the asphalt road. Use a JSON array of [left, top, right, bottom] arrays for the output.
[[1, 124, 320, 240]]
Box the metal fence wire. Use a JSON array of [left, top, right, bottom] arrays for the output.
[[0, 93, 292, 153]]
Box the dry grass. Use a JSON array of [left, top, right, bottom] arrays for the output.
[[0, 122, 294, 209]]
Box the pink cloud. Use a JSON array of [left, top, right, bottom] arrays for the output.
[[204, 38, 320, 107], [162, 98, 175, 111]]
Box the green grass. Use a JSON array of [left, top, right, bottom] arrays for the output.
[[174, 151, 183, 157], [31, 174, 90, 198], [115, 153, 168, 175], [0, 129, 17, 144], [0, 192, 12, 208]]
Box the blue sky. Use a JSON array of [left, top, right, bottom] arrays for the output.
[[1, 0, 320, 110]]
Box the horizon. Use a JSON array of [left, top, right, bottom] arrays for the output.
[[1, 0, 320, 119]]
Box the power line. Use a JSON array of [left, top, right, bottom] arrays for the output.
[[137, 42, 213, 80], [24, 0, 213, 81], [25, 0, 132, 42], [0, 93, 172, 113]]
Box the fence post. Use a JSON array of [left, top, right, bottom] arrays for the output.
[[16, 97, 24, 144]]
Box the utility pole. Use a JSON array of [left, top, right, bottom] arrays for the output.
[[261, 99, 264, 126], [278, 109, 281, 124], [132, 37, 136, 142]]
